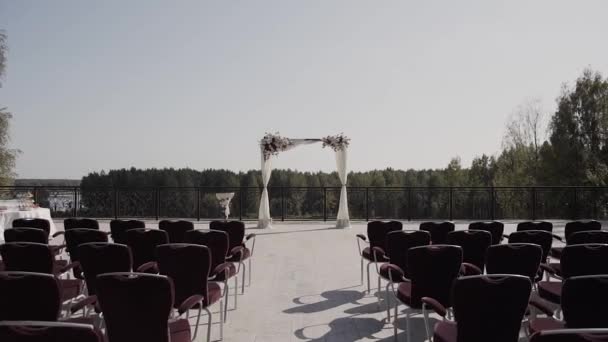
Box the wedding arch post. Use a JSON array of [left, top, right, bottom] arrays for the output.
[[257, 133, 350, 229]]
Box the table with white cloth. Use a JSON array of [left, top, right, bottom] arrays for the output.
[[0, 208, 57, 242]]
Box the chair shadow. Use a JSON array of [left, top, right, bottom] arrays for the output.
[[294, 316, 384, 341], [375, 315, 439, 342], [284, 288, 365, 314]]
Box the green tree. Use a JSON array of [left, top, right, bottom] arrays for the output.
[[0, 31, 18, 186]]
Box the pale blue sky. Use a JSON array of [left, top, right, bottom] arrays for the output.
[[1, 1, 607, 179]]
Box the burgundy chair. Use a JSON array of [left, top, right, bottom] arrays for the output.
[[71, 242, 132, 315], [427, 274, 532, 342], [517, 221, 554, 233], [538, 244, 608, 306], [0, 271, 61, 321], [389, 245, 462, 342], [210, 220, 256, 293], [157, 243, 225, 341], [159, 220, 194, 243], [12, 218, 52, 236], [551, 220, 602, 259], [376, 230, 431, 319], [530, 329, 608, 342], [0, 321, 103, 342], [419, 221, 455, 244], [96, 272, 194, 342], [185, 230, 237, 314], [64, 229, 109, 279], [544, 230, 608, 280], [356, 220, 403, 292], [4, 227, 48, 244], [0, 242, 82, 307], [109, 219, 145, 244], [468, 221, 504, 245], [446, 230, 492, 275], [64, 218, 100, 230], [530, 275, 608, 335], [485, 243, 543, 282], [125, 228, 168, 272], [508, 230, 555, 281]]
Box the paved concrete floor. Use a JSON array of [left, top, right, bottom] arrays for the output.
[[55, 220, 572, 341]]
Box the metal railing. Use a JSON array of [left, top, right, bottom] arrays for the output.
[[1, 186, 607, 221]]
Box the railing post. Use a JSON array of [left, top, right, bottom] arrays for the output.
[[323, 187, 327, 222], [239, 187, 243, 221], [490, 186, 495, 220], [407, 188, 412, 221], [196, 188, 201, 221], [114, 188, 119, 219], [365, 187, 370, 221], [281, 186, 285, 222], [532, 187, 537, 221], [449, 187, 453, 221], [33, 187, 39, 205], [573, 187, 578, 220], [73, 187, 78, 217], [155, 188, 160, 221]]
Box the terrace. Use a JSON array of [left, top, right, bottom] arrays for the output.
[[37, 219, 572, 342]]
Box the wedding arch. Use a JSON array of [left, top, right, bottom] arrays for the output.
[[258, 133, 351, 229]]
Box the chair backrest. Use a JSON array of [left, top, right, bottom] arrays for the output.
[[4, 228, 48, 244], [0, 321, 103, 342], [565, 220, 602, 242], [78, 243, 132, 296], [97, 272, 175, 342], [158, 220, 194, 243], [407, 245, 462, 309], [447, 230, 492, 271], [517, 221, 553, 233], [0, 242, 54, 274], [468, 221, 504, 245], [530, 329, 608, 342], [125, 229, 169, 270], [486, 243, 542, 281], [157, 243, 213, 307], [367, 221, 403, 250], [65, 229, 108, 262], [12, 218, 51, 236], [419, 221, 455, 244], [560, 244, 608, 278], [568, 231, 608, 245], [0, 272, 60, 321], [185, 230, 228, 273], [561, 275, 608, 328], [385, 230, 431, 278], [109, 219, 145, 244], [508, 230, 553, 261], [452, 274, 531, 342], [210, 220, 245, 252], [64, 218, 99, 230]]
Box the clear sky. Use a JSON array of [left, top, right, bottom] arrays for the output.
[[1, 1, 607, 179]]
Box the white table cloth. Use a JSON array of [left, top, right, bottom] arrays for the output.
[[0, 208, 57, 242]]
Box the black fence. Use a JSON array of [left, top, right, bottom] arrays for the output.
[[1, 186, 607, 221]]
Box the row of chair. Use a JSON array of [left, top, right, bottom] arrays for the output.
[[355, 220, 608, 341], [0, 218, 257, 342]]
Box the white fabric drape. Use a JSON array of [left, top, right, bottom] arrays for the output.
[[258, 150, 273, 228], [258, 139, 319, 229], [335, 148, 350, 228]]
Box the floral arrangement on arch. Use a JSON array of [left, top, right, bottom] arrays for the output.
[[261, 132, 293, 160], [322, 133, 350, 152]]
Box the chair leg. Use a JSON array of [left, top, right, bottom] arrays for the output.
[[386, 282, 392, 321], [393, 302, 399, 341], [219, 299, 224, 341], [377, 275, 381, 306], [248, 258, 252, 286], [223, 280, 229, 322], [241, 262, 246, 294], [360, 258, 364, 285], [234, 275, 238, 310], [423, 306, 432, 342], [204, 307, 212, 342], [366, 262, 372, 293], [406, 312, 411, 342], [192, 306, 203, 341]]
